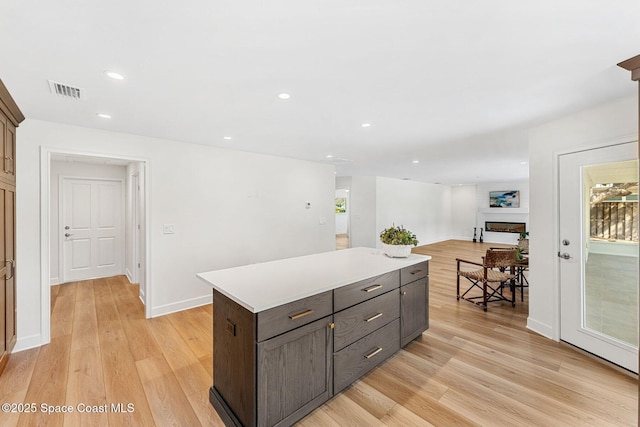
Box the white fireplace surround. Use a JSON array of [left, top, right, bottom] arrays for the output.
[[477, 207, 529, 244]]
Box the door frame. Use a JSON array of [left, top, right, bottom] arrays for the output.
[[40, 147, 152, 345], [131, 171, 141, 285], [551, 136, 638, 342], [58, 176, 125, 283]]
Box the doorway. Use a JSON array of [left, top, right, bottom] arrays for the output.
[[335, 188, 350, 250], [558, 141, 638, 372], [40, 149, 151, 345]]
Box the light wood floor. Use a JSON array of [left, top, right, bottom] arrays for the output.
[[0, 240, 637, 426]]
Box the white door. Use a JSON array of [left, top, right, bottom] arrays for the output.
[[559, 142, 638, 373], [62, 178, 124, 282]]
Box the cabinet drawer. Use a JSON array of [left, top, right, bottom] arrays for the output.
[[334, 270, 399, 311], [400, 261, 429, 286], [334, 289, 399, 351], [257, 291, 332, 342], [333, 319, 400, 393]]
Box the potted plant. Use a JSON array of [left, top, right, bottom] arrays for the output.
[[379, 224, 418, 258], [518, 231, 529, 254]]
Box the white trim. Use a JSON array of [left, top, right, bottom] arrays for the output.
[[39, 147, 152, 350], [526, 317, 555, 340], [125, 267, 133, 283], [50, 277, 62, 286], [13, 333, 43, 353], [150, 294, 212, 318], [40, 148, 51, 346]]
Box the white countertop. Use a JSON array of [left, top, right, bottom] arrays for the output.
[[197, 247, 431, 313]]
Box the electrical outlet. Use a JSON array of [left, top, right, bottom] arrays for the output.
[[163, 224, 175, 234]]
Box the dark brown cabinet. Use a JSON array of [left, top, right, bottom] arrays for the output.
[[400, 262, 429, 347], [0, 80, 23, 375], [210, 259, 429, 427], [257, 317, 332, 427]]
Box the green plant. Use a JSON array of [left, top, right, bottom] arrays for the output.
[[519, 231, 529, 240], [379, 224, 418, 246]]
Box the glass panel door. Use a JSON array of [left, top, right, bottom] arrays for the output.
[[559, 142, 638, 373]]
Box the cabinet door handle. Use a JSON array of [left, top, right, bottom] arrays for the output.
[[289, 309, 314, 320], [364, 347, 383, 359], [401, 291, 407, 296], [6, 260, 14, 280], [364, 313, 383, 322], [410, 269, 422, 275], [362, 284, 382, 293]]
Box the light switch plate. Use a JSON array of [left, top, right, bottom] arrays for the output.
[[163, 224, 175, 234]]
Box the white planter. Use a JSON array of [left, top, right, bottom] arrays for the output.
[[382, 243, 413, 258]]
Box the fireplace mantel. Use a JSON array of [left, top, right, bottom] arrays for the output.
[[478, 207, 529, 214]]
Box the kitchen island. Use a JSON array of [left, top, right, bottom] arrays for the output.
[[197, 247, 431, 427]]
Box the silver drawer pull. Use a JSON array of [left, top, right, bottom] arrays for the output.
[[364, 347, 383, 359], [410, 269, 423, 275], [364, 313, 383, 322], [362, 284, 382, 293], [289, 309, 314, 320]]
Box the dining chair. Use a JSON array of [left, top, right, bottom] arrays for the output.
[[456, 248, 517, 311]]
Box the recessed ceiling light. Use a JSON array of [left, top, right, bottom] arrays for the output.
[[326, 154, 333, 158], [277, 93, 291, 100], [345, 189, 349, 193], [361, 123, 371, 128], [96, 113, 112, 119], [105, 71, 125, 80], [223, 136, 232, 140], [412, 160, 419, 164]]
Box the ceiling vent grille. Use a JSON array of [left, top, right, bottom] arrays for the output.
[[48, 80, 84, 100]]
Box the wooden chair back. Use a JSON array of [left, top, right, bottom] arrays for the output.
[[484, 248, 516, 268]]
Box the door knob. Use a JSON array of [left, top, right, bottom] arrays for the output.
[[65, 233, 73, 238], [64, 226, 70, 230], [557, 252, 572, 260]]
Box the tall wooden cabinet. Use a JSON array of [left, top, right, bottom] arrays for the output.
[[0, 80, 24, 375]]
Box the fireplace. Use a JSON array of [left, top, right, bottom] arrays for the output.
[[485, 221, 526, 234]]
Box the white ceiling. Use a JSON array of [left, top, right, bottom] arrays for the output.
[[1, 1, 639, 184]]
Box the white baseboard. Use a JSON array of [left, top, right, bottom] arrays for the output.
[[13, 333, 45, 353], [125, 268, 133, 283], [150, 294, 212, 318], [50, 277, 62, 286], [526, 317, 556, 340]]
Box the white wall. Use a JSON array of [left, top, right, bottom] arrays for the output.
[[375, 178, 452, 247], [50, 161, 127, 285], [451, 185, 478, 240], [528, 95, 638, 339], [349, 176, 377, 248], [16, 119, 336, 350]]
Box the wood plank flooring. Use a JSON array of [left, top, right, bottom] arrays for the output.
[[0, 240, 636, 426]]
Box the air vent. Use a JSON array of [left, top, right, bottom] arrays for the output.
[[48, 80, 84, 100]]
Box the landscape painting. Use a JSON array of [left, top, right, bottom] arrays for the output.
[[490, 190, 520, 208]]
